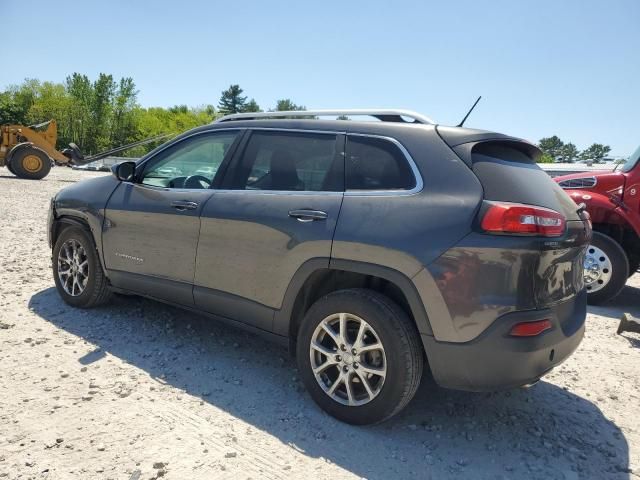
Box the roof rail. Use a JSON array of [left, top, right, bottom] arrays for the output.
[[214, 109, 435, 124]]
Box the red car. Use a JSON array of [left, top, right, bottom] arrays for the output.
[[554, 146, 640, 304]]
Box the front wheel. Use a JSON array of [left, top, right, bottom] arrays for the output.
[[296, 289, 423, 425], [10, 146, 52, 179], [52, 226, 112, 308], [585, 232, 629, 305]]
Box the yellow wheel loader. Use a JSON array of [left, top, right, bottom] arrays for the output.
[[0, 120, 83, 180], [1, 120, 170, 180]]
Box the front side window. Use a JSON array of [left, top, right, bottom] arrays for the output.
[[141, 131, 239, 188], [228, 131, 342, 191], [346, 136, 415, 190]]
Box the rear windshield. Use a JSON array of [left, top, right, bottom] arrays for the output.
[[471, 143, 581, 220]]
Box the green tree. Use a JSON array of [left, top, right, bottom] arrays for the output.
[[559, 142, 578, 163], [538, 153, 555, 163], [538, 136, 564, 161], [65, 73, 93, 151], [0, 91, 28, 124], [274, 99, 305, 111], [0, 79, 42, 125], [244, 98, 261, 112], [580, 143, 611, 163], [1, 75, 231, 158], [218, 84, 247, 114], [110, 77, 138, 148], [87, 73, 116, 153]]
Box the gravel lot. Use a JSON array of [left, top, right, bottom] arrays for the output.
[[1, 167, 639, 480]]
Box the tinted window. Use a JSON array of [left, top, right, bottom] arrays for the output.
[[471, 143, 581, 220], [229, 131, 342, 191], [141, 131, 238, 188], [346, 136, 415, 190]]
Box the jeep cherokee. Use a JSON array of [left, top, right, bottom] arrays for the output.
[[48, 109, 591, 424]]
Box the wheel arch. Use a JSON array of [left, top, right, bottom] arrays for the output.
[[51, 214, 109, 277], [275, 258, 433, 351]]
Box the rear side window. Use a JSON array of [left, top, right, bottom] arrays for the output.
[[346, 136, 415, 191], [228, 131, 342, 191]]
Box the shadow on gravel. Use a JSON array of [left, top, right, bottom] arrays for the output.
[[29, 287, 630, 480], [588, 282, 640, 321], [622, 335, 640, 349]]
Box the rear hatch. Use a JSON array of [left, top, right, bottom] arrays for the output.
[[438, 127, 591, 307]]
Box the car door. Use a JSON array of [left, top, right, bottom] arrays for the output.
[[102, 129, 242, 305], [194, 128, 345, 331]]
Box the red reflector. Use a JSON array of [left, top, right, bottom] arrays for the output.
[[510, 320, 553, 337], [481, 202, 566, 237]]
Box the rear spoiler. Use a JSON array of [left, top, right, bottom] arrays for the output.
[[436, 125, 541, 166]]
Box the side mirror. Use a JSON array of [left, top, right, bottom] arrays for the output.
[[112, 161, 136, 182]]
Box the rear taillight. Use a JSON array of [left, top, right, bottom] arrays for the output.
[[510, 320, 553, 337], [481, 202, 566, 237]]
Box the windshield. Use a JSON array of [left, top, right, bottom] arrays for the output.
[[620, 144, 640, 173]]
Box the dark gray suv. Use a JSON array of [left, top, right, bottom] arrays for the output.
[[48, 109, 591, 424]]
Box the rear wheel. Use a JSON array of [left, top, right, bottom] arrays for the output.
[[52, 226, 112, 308], [296, 289, 423, 425], [10, 146, 52, 179], [585, 232, 629, 305]]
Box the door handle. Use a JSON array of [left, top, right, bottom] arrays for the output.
[[171, 200, 199, 211], [288, 209, 328, 222]]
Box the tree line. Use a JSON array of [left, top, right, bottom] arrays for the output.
[[0, 75, 305, 157], [537, 136, 612, 164], [1, 74, 615, 162]]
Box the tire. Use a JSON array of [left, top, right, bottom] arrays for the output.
[[628, 257, 639, 278], [585, 232, 629, 305], [10, 146, 52, 179], [5, 159, 16, 175], [296, 288, 423, 425], [52, 226, 112, 308]]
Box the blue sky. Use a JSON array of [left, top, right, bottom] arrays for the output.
[[3, 0, 639, 155]]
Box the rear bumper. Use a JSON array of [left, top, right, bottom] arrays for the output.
[[422, 289, 586, 391]]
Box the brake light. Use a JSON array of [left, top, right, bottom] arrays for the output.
[[510, 320, 553, 337], [481, 202, 566, 237]]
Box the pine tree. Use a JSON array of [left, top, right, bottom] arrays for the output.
[[218, 84, 247, 114]]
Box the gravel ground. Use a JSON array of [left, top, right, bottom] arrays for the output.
[[0, 167, 639, 480]]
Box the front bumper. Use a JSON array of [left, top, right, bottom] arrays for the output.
[[422, 289, 586, 391]]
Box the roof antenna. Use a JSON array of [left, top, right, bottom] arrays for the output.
[[457, 96, 482, 127]]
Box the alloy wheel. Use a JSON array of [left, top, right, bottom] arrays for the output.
[[57, 239, 89, 297], [309, 313, 387, 406]]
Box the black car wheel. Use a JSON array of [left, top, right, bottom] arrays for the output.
[[296, 289, 423, 425], [52, 226, 112, 308], [585, 232, 629, 305], [10, 146, 52, 180]]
